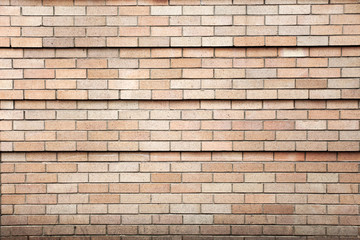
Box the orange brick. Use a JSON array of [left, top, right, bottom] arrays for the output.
[[306, 152, 337, 161], [234, 37, 264, 46], [338, 153, 360, 161], [310, 68, 341, 78], [45, 59, 76, 68], [266, 36, 297, 46], [24, 69, 54, 79], [88, 69, 118, 79]]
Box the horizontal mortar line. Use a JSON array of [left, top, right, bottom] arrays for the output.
[[3, 98, 360, 101], [2, 45, 360, 49], [0, 150, 355, 153]]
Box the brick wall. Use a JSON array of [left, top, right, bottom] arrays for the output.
[[1, 0, 359, 238]]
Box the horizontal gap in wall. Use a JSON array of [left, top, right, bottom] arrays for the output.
[[2, 151, 359, 161], [1, 150, 358, 153], [2, 98, 360, 101], [2, 45, 360, 49]]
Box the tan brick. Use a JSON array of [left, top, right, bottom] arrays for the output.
[[171, 183, 201, 193], [276, 173, 306, 183], [151, 173, 181, 183], [232, 225, 262, 235], [48, 184, 77, 193], [245, 215, 275, 225], [23, 6, 53, 15], [182, 173, 212, 183], [28, 216, 58, 225], [214, 215, 245, 224], [122, 215, 151, 225], [308, 194, 339, 204], [118, 6, 149, 15], [150, 152, 180, 162], [234, 37, 265, 46], [0, 6, 20, 15]]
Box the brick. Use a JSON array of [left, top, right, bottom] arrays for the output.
[[234, 37, 265, 46], [150, 173, 180, 183], [245, 215, 275, 225], [107, 226, 137, 235], [22, 27, 53, 37], [23, 6, 53, 15], [46, 184, 77, 194], [0, 49, 23, 58], [55, 6, 84, 15], [337, 153, 360, 162], [232, 225, 262, 235], [43, 0, 73, 5], [77, 204, 108, 214], [55, 27, 86, 37], [75, 37, 106, 47], [266, 15, 296, 25], [248, 5, 277, 15], [107, 37, 138, 47], [266, 36, 297, 46], [0, 90, 23, 99], [28, 216, 58, 225], [201, 204, 231, 214], [170, 183, 200, 193], [12, 17, 42, 27], [245, 173, 275, 183], [169, 225, 200, 235], [248, 26, 277, 36], [0, 27, 20, 37], [179, 194, 210, 204], [0, 6, 20, 15], [182, 215, 212, 225], [56, 69, 86, 79], [200, 225, 230, 235], [44, 38, 74, 48], [182, 173, 211, 183]]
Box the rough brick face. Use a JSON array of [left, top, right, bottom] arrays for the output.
[[0, 0, 359, 238], [1, 47, 360, 101], [1, 99, 360, 151], [1, 152, 360, 237], [0, 1, 359, 47]]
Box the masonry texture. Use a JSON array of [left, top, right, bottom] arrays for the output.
[[0, 0, 360, 238]]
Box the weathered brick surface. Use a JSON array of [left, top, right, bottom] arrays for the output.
[[0, 47, 360, 100], [1, 152, 360, 237], [1, 0, 360, 238], [1, 100, 359, 151], [0, 1, 359, 47]]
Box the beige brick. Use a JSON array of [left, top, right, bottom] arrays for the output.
[[234, 15, 263, 26], [0, 6, 20, 15], [248, 5, 278, 15], [23, 6, 53, 15], [201, 204, 231, 214], [55, 6, 85, 15]]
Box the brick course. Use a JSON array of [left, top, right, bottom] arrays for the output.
[[1, 152, 360, 237], [1, 100, 360, 152], [0, 1, 359, 47], [0, 47, 360, 100]]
